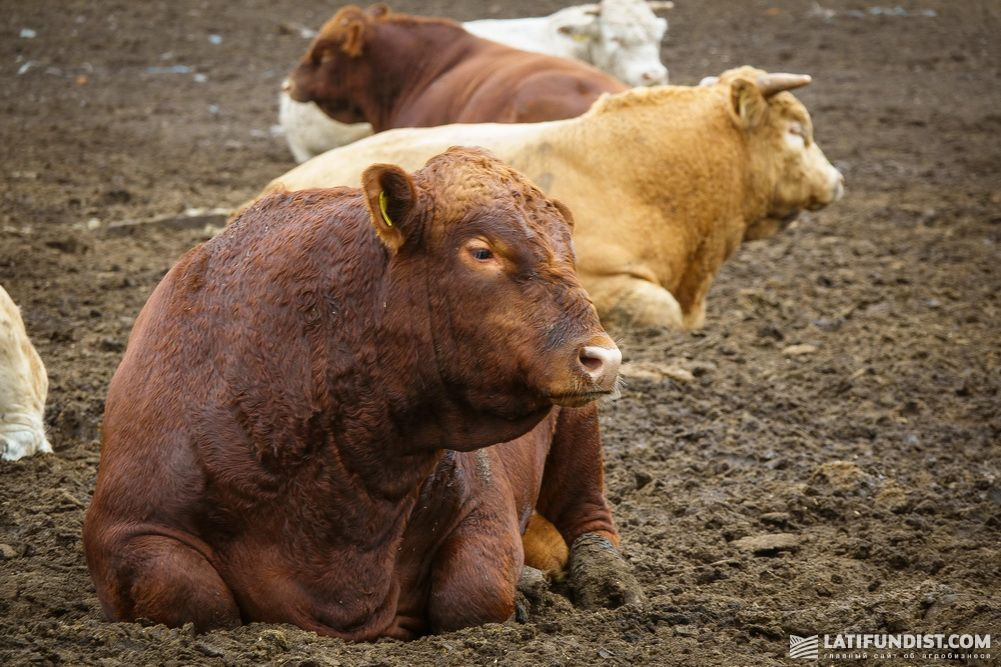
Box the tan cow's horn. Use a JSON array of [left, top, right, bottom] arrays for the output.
[[757, 73, 812, 98], [646, 1, 676, 11]]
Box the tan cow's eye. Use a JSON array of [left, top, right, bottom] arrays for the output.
[[789, 122, 804, 137]]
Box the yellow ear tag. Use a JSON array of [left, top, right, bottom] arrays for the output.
[[571, 33, 591, 42], [378, 190, 393, 227]]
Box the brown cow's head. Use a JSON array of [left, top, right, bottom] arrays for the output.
[[707, 66, 845, 240], [361, 147, 620, 440], [285, 4, 389, 124]]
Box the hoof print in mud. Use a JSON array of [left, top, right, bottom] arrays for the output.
[[568, 533, 644, 610]]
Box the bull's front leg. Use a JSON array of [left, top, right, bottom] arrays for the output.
[[535, 404, 644, 609], [567, 532, 644, 609], [427, 507, 523, 633], [83, 522, 241, 632]]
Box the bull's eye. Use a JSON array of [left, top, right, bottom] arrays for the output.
[[785, 122, 808, 149], [471, 248, 493, 261]]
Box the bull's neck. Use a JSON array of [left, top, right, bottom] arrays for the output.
[[324, 262, 446, 499], [361, 21, 479, 132], [357, 267, 548, 457]]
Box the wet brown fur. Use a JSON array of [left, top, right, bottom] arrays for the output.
[[83, 148, 621, 640]]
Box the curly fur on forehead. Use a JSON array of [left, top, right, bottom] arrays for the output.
[[414, 147, 573, 244], [316, 5, 367, 38], [715, 65, 768, 85], [765, 93, 811, 126]]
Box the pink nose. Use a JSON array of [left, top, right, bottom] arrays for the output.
[[641, 69, 668, 85], [578, 345, 622, 391]]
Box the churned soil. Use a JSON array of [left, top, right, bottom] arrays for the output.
[[1, 0, 999, 665]]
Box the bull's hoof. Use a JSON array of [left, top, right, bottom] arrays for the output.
[[514, 566, 549, 623], [516, 565, 548, 602], [568, 533, 645, 610], [0, 426, 52, 461]]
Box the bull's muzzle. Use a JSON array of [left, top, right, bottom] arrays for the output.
[[640, 67, 669, 86], [578, 344, 622, 392], [832, 171, 846, 202], [546, 337, 622, 408]]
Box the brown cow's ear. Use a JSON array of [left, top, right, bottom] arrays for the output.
[[729, 78, 767, 129], [551, 198, 576, 232], [342, 20, 367, 57], [361, 164, 416, 253]]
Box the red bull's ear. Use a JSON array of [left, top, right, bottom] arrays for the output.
[[729, 77, 768, 129], [551, 198, 575, 232], [361, 163, 416, 253]]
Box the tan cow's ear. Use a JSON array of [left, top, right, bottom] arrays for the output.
[[729, 78, 767, 129], [361, 163, 416, 253]]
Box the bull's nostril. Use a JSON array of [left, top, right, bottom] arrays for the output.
[[579, 350, 603, 373], [578, 345, 622, 388]]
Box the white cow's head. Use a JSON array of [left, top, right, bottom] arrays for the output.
[[558, 0, 670, 86]]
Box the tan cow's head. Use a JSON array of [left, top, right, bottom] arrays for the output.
[[361, 147, 620, 436], [706, 66, 844, 240]]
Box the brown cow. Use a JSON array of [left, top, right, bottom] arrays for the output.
[[285, 4, 628, 133], [83, 148, 641, 640]]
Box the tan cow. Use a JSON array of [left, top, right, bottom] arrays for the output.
[[0, 285, 51, 461], [262, 66, 844, 330]]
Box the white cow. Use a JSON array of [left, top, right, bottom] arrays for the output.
[[279, 90, 374, 163], [0, 285, 51, 461], [279, 0, 672, 163], [465, 0, 671, 86]]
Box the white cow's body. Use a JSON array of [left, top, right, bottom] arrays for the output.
[[279, 93, 374, 164], [0, 285, 51, 461], [280, 0, 670, 162]]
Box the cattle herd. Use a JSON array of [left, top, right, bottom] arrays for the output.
[[0, 0, 850, 644]]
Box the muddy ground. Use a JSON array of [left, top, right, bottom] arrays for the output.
[[2, 0, 1000, 665]]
